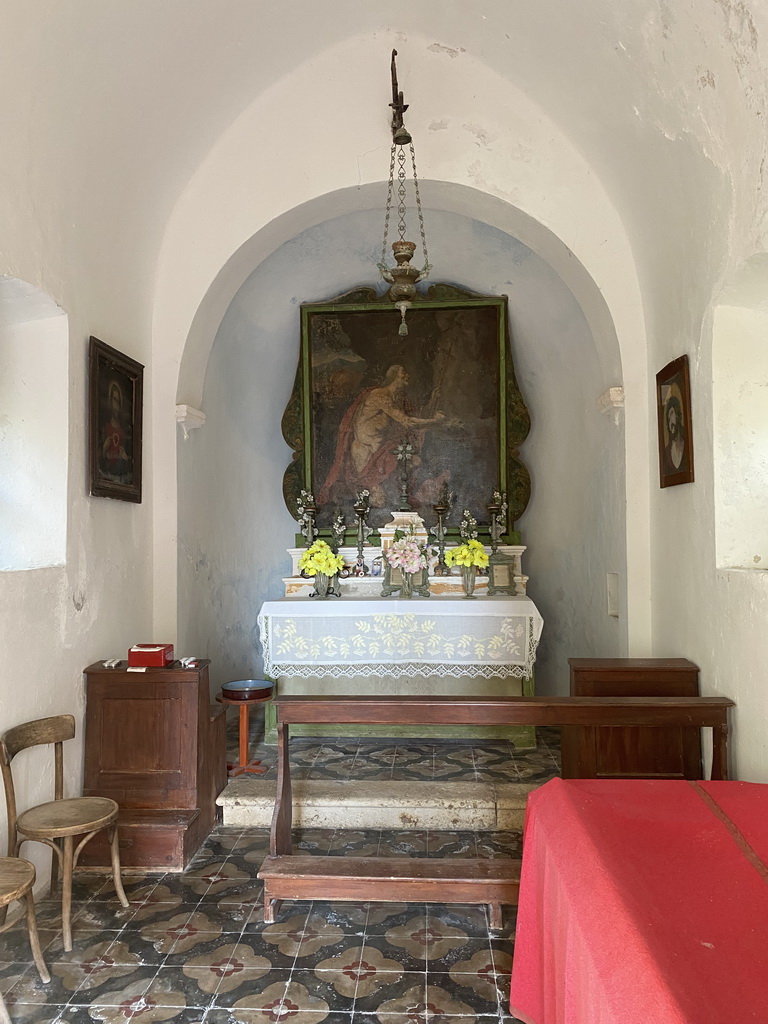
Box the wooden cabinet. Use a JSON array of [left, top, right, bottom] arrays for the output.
[[560, 658, 702, 780], [81, 660, 227, 871]]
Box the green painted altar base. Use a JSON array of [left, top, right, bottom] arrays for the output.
[[263, 672, 536, 748]]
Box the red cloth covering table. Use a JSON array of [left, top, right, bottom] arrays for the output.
[[509, 778, 768, 1024]]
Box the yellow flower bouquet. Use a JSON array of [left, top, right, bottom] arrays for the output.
[[445, 538, 489, 569], [299, 540, 344, 577]]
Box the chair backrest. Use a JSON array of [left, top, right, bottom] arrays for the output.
[[0, 715, 76, 856]]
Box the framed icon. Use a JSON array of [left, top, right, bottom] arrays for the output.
[[656, 354, 694, 488], [89, 337, 144, 502]]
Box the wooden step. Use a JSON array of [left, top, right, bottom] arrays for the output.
[[258, 854, 521, 928], [78, 808, 202, 872]]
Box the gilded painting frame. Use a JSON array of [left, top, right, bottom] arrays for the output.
[[656, 354, 694, 488], [88, 336, 144, 502], [282, 285, 531, 542]]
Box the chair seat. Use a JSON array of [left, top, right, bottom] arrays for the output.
[[0, 857, 35, 908], [17, 796, 118, 838]]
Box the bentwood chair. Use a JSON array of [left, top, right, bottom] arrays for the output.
[[0, 855, 50, 985], [0, 715, 129, 951]]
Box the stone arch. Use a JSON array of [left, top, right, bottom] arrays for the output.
[[0, 276, 68, 571], [151, 32, 651, 651], [713, 253, 768, 570]]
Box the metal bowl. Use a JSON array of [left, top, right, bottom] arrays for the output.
[[221, 679, 273, 701]]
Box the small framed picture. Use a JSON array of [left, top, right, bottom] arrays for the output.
[[487, 553, 516, 596], [381, 562, 430, 598], [89, 337, 144, 502], [656, 354, 694, 488]]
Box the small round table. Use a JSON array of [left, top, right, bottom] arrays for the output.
[[216, 681, 273, 778]]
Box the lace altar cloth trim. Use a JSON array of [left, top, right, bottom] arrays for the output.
[[258, 598, 543, 680]]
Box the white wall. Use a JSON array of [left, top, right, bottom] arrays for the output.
[[0, 308, 68, 571], [177, 209, 624, 694], [713, 303, 768, 570]]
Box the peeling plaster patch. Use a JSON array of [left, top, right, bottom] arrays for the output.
[[464, 161, 518, 206], [698, 68, 716, 89], [713, 0, 758, 55], [643, 3, 673, 42], [427, 42, 465, 59], [429, 120, 448, 132], [463, 123, 497, 148]]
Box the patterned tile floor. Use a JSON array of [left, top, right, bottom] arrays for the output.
[[227, 714, 562, 786], [0, 729, 561, 1023]]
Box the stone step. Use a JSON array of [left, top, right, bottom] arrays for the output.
[[216, 779, 536, 830]]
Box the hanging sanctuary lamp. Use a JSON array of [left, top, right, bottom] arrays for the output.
[[377, 49, 431, 336]]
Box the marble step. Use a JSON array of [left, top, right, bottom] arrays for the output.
[[216, 778, 536, 830]]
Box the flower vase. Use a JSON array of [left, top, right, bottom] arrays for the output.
[[312, 571, 330, 599], [399, 572, 414, 599], [461, 564, 477, 599]]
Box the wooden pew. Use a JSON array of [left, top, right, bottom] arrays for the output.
[[258, 694, 734, 927]]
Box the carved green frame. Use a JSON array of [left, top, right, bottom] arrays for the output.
[[282, 284, 531, 543]]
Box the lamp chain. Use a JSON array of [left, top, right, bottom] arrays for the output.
[[380, 142, 430, 277], [410, 143, 430, 276], [396, 145, 408, 242], [380, 144, 397, 267]]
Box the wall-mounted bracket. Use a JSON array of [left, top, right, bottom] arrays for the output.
[[176, 404, 206, 440], [596, 386, 625, 426]]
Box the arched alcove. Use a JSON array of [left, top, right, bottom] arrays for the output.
[[151, 34, 653, 653], [176, 207, 627, 694], [713, 254, 768, 571], [0, 277, 68, 571]]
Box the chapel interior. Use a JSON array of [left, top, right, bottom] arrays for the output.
[[2, 1, 768, 1021]]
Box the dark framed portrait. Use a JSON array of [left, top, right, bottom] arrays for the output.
[[88, 336, 144, 502], [656, 354, 694, 488], [281, 286, 531, 540]]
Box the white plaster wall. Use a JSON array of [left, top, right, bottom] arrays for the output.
[[645, 10, 768, 783], [0, 307, 153, 882], [0, 315, 68, 570], [177, 209, 624, 695], [713, 303, 768, 569]]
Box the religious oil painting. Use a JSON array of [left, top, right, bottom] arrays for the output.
[[88, 336, 144, 502], [656, 354, 694, 488], [282, 288, 532, 538]]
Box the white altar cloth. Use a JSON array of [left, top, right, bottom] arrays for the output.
[[257, 596, 543, 680]]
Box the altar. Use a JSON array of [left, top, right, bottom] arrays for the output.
[[257, 594, 543, 745]]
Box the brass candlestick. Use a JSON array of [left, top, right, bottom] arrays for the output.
[[487, 490, 508, 554], [353, 493, 373, 576], [430, 483, 452, 576], [394, 441, 414, 511]]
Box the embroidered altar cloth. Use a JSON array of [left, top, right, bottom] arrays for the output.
[[258, 596, 543, 680]]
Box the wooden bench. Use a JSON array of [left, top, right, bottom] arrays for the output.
[[258, 694, 734, 928]]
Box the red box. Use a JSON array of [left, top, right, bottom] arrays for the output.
[[128, 644, 174, 668]]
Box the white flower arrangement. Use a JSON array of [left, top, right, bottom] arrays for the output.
[[331, 511, 347, 551], [459, 508, 478, 541]]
